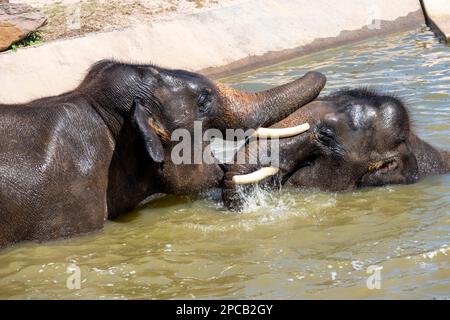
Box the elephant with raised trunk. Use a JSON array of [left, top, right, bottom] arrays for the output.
[[0, 60, 326, 248], [223, 89, 450, 210]]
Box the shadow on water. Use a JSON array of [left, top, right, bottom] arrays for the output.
[[115, 195, 195, 223]]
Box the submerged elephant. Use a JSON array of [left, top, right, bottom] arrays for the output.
[[223, 89, 450, 210], [0, 60, 325, 248]]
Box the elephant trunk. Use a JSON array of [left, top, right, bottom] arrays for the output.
[[215, 71, 326, 130], [409, 134, 450, 176], [441, 150, 450, 173]]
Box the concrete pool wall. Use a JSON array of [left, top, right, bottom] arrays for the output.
[[420, 0, 450, 43], [0, 0, 424, 104]]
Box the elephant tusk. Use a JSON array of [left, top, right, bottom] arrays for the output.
[[253, 123, 310, 138], [232, 167, 280, 185]]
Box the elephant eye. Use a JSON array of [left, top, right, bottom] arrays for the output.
[[197, 90, 212, 115], [317, 127, 336, 145]]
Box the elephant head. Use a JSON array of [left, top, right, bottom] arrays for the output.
[[223, 89, 450, 210], [79, 60, 326, 217]]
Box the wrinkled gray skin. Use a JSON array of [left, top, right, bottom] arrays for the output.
[[0, 60, 326, 248], [223, 89, 450, 210]]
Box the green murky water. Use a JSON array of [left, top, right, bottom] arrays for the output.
[[1, 28, 449, 299]]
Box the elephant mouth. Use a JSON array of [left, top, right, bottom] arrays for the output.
[[221, 121, 315, 211], [228, 124, 313, 185]]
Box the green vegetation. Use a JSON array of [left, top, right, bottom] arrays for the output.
[[10, 31, 43, 52]]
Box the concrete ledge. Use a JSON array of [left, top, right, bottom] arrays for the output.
[[203, 11, 424, 79], [0, 0, 423, 104], [420, 0, 450, 43]]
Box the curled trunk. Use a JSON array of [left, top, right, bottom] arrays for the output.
[[222, 103, 318, 210], [214, 71, 326, 130]]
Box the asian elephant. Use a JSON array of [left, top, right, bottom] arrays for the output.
[[0, 59, 326, 248], [222, 89, 450, 210]]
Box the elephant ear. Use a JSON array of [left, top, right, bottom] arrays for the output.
[[131, 98, 165, 163]]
